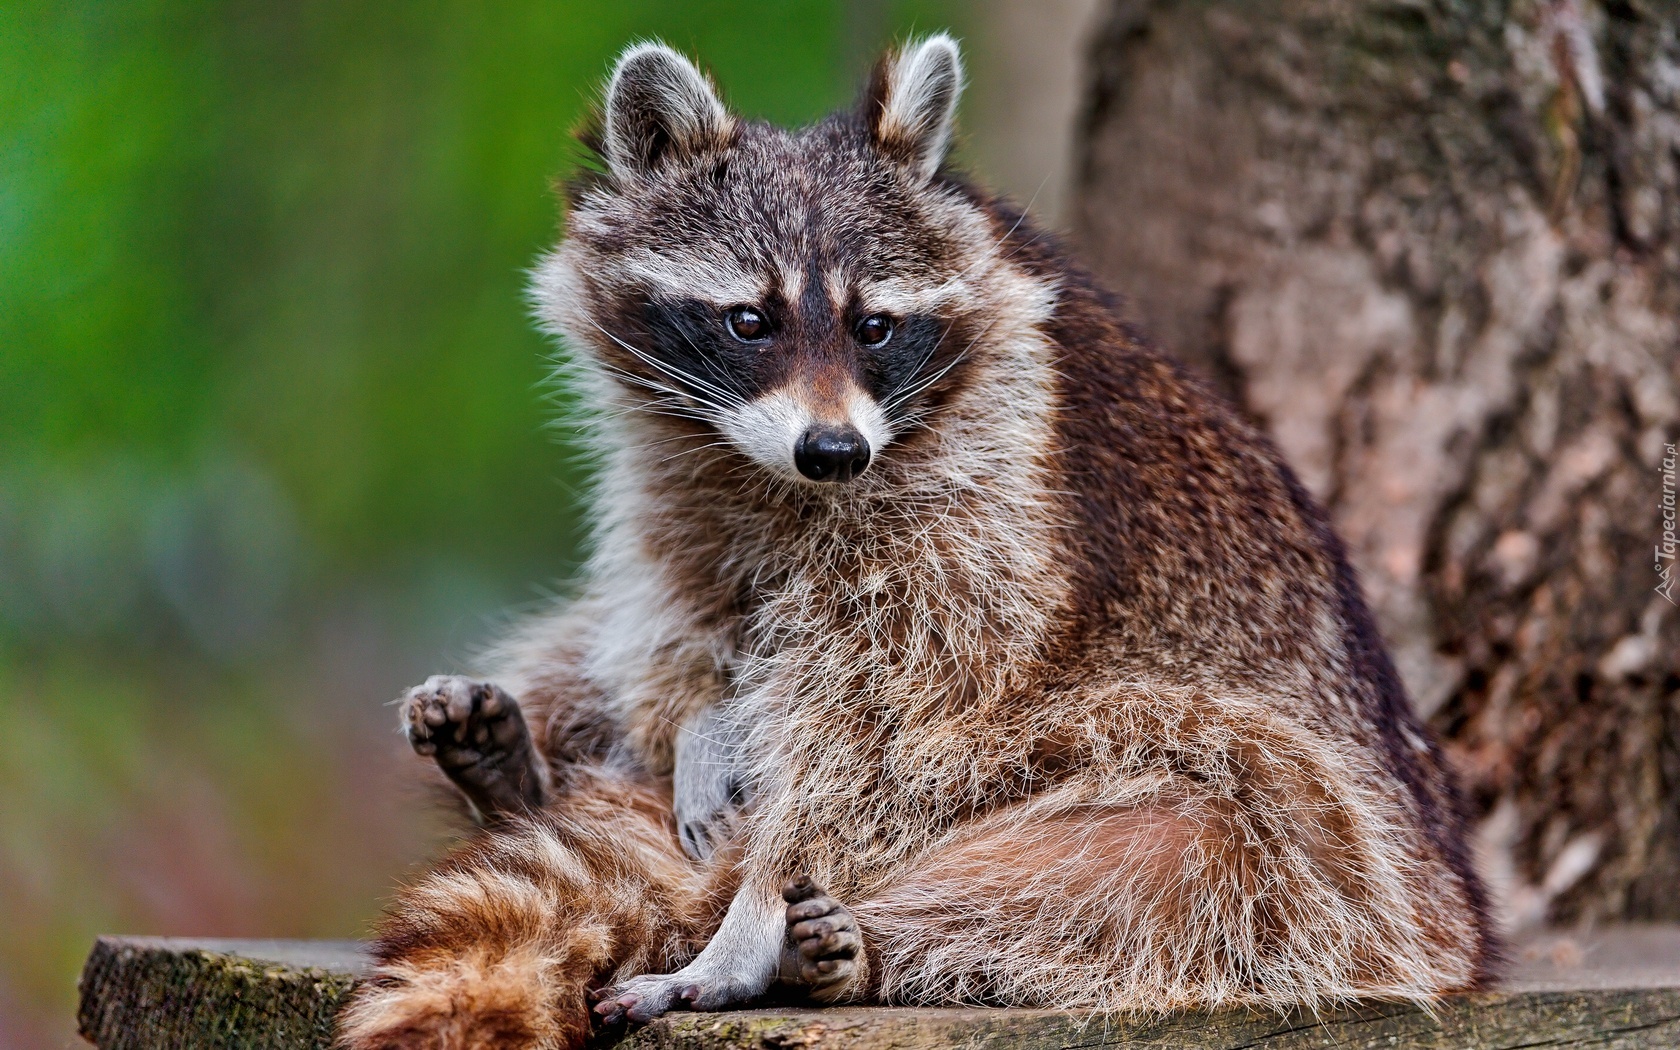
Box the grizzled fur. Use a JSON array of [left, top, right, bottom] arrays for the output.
[[338, 35, 1494, 1050]]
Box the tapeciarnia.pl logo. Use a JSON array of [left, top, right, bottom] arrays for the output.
[[1658, 441, 1677, 605]]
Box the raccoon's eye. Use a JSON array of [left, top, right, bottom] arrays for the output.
[[725, 306, 770, 343], [855, 314, 894, 348]]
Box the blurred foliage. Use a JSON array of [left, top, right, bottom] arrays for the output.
[[2, 1, 852, 619], [0, 1, 971, 1045]]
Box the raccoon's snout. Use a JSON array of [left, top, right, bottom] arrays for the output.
[[717, 389, 886, 484], [795, 427, 871, 483]]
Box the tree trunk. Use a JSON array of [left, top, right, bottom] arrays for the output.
[[1073, 0, 1679, 926]]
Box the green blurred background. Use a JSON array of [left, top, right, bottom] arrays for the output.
[[0, 1, 1103, 1044]]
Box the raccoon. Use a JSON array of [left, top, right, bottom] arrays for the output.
[[337, 34, 1495, 1050]]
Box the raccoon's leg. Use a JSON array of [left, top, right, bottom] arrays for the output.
[[837, 802, 1209, 1008], [841, 791, 1476, 1010], [402, 674, 548, 820], [337, 768, 733, 1050]]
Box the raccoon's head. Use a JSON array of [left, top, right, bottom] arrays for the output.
[[538, 35, 1024, 489]]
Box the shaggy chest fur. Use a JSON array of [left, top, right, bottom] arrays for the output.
[[587, 302, 1077, 886]]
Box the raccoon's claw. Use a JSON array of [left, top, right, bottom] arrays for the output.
[[401, 675, 547, 818], [591, 994, 630, 1026], [591, 985, 675, 1026]]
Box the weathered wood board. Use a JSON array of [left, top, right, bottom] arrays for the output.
[[77, 928, 1680, 1049]]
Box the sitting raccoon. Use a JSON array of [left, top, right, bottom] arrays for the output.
[[338, 35, 1495, 1050]]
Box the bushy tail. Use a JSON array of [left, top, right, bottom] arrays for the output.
[[337, 771, 728, 1050]]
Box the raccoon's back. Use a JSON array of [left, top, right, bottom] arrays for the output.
[[1015, 244, 1490, 950]]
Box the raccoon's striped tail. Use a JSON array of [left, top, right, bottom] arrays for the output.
[[336, 769, 729, 1050]]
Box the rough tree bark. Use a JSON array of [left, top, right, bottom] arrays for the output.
[[1074, 0, 1679, 926]]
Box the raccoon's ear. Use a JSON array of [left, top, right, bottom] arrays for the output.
[[863, 33, 965, 183], [602, 42, 733, 185]]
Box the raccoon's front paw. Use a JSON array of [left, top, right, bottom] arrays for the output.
[[402, 675, 546, 818], [675, 774, 746, 861], [781, 875, 863, 1000], [673, 704, 751, 861]]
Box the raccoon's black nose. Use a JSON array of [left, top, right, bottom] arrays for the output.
[[795, 427, 871, 483]]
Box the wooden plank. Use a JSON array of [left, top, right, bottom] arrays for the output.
[[77, 928, 1680, 1049], [77, 937, 362, 1050]]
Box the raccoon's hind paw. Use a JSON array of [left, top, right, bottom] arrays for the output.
[[781, 875, 864, 1001], [590, 967, 760, 1026], [402, 675, 547, 818]]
